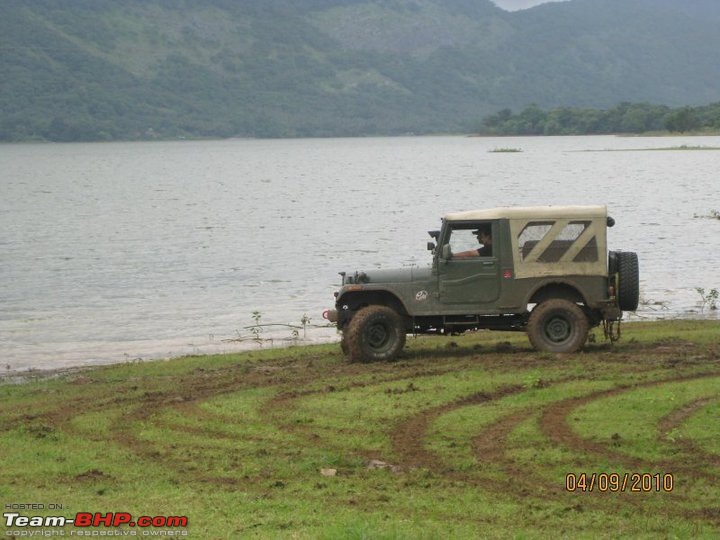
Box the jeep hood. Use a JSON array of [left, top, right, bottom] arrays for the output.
[[341, 266, 432, 285]]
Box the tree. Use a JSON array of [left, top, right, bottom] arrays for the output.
[[482, 108, 512, 128], [665, 107, 699, 133], [516, 105, 547, 135]]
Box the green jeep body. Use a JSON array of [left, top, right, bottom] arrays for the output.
[[326, 206, 639, 362]]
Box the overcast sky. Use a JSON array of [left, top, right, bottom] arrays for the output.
[[491, 0, 571, 11]]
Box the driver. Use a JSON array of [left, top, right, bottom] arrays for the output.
[[454, 225, 492, 258]]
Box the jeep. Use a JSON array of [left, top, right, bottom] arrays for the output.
[[324, 205, 639, 361]]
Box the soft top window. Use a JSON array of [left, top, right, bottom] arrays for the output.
[[518, 220, 597, 263]]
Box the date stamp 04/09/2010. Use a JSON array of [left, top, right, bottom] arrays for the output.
[[565, 472, 674, 493]]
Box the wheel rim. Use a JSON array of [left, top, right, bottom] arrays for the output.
[[544, 315, 572, 343], [366, 322, 392, 351]]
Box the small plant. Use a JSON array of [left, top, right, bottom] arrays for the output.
[[523, 372, 546, 389], [250, 310, 263, 344], [224, 310, 335, 346], [300, 313, 311, 339], [695, 287, 719, 312]]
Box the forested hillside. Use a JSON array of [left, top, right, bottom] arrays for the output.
[[2, 0, 720, 141]]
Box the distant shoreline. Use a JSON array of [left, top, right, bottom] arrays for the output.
[[3, 130, 720, 145]]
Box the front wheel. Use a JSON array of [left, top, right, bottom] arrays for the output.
[[527, 299, 589, 353], [345, 306, 406, 362]]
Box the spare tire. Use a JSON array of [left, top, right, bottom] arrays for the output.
[[616, 251, 639, 311]]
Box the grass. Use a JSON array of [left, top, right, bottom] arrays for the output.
[[1, 320, 720, 538]]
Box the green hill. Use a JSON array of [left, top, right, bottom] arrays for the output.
[[2, 0, 720, 141]]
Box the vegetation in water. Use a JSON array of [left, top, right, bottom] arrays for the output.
[[488, 147, 523, 153]]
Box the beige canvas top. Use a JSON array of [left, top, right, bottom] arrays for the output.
[[444, 205, 607, 222], [444, 205, 609, 277]]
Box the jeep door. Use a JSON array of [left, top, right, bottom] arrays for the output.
[[437, 221, 500, 305]]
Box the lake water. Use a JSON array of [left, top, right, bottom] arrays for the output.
[[2, 135, 719, 373]]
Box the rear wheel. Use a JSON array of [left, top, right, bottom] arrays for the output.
[[345, 305, 406, 362], [527, 299, 589, 353]]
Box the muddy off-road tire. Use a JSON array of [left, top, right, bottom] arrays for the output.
[[345, 305, 406, 362], [527, 299, 589, 353], [616, 251, 640, 311]]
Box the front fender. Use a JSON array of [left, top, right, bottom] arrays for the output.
[[335, 288, 410, 329]]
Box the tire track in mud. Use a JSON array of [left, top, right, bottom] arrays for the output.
[[246, 354, 719, 487], [8, 353, 373, 432], [535, 372, 720, 525], [385, 373, 593, 498], [254, 349, 560, 458], [0, 356, 347, 487], [390, 384, 525, 470], [6, 341, 720, 521], [257, 363, 487, 465], [380, 345, 720, 478], [102, 359, 488, 485], [101, 360, 347, 480], [225, 351, 547, 480], [658, 396, 720, 466], [0, 360, 293, 431], [467, 402, 687, 525], [109, 353, 534, 483], [539, 372, 720, 477], [384, 368, 720, 525]]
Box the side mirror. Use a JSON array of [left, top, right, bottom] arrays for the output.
[[427, 241, 436, 252]]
